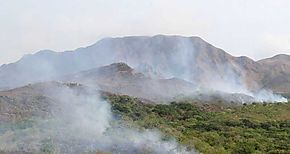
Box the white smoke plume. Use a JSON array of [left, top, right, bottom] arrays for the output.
[[253, 89, 288, 103], [0, 84, 194, 154], [203, 63, 287, 103]]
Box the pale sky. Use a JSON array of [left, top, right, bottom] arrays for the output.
[[1, 0, 290, 64]]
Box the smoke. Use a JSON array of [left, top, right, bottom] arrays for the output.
[[133, 36, 288, 103], [75, 35, 289, 104], [202, 62, 287, 103], [253, 89, 288, 103], [0, 84, 194, 154], [0, 35, 287, 103]]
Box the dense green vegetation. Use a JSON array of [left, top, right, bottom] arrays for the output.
[[104, 94, 290, 154], [1, 92, 289, 154]]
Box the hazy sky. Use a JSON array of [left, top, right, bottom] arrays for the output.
[[1, 0, 290, 64]]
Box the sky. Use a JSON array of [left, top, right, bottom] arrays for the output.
[[1, 0, 290, 64]]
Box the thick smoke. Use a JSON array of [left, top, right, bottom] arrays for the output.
[[203, 63, 287, 103], [253, 89, 287, 102], [0, 85, 194, 154]]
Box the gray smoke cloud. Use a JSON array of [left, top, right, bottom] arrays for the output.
[[0, 84, 194, 154]]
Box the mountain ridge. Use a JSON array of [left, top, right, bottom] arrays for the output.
[[3, 35, 289, 66], [0, 35, 290, 94]]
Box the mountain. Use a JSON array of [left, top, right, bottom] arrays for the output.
[[0, 35, 289, 94], [0, 63, 258, 119], [63, 62, 263, 103], [63, 62, 196, 102]]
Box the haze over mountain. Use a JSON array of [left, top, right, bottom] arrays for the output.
[[62, 62, 258, 103], [0, 35, 289, 153], [0, 35, 290, 98], [63, 62, 195, 102], [257, 54, 290, 93]]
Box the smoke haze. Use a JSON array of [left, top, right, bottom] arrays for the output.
[[0, 84, 194, 153], [0, 35, 287, 103]]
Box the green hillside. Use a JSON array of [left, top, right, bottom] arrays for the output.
[[105, 94, 290, 154]]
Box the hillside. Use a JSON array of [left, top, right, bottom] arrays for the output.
[[258, 54, 290, 93], [0, 82, 195, 154], [0, 87, 289, 153], [105, 94, 290, 154], [0, 82, 91, 122], [64, 62, 266, 103], [0, 35, 289, 95], [63, 62, 196, 102]]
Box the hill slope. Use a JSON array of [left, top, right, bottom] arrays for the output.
[[63, 62, 196, 102], [258, 54, 290, 93], [0, 35, 289, 94], [63, 62, 262, 103]]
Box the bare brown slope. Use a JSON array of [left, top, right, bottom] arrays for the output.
[[63, 62, 196, 102], [63, 62, 257, 103], [258, 54, 290, 93], [0, 35, 289, 94], [0, 82, 96, 122]]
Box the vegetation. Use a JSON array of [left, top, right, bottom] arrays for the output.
[[104, 94, 290, 154], [1, 92, 289, 153]]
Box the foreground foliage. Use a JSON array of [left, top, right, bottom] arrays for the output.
[[105, 94, 290, 154]]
